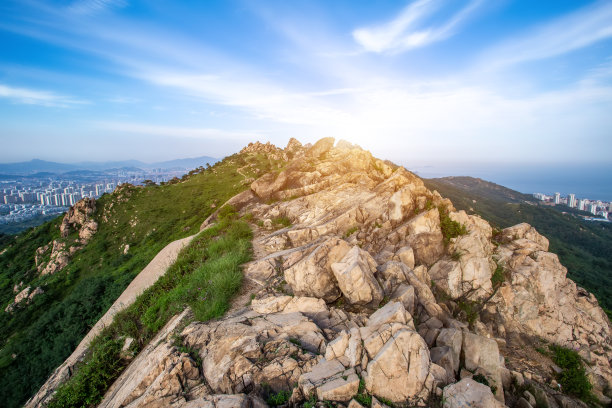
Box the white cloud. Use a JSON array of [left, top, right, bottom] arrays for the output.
[[68, 0, 127, 15], [0, 83, 84, 107], [480, 1, 612, 68], [98, 121, 262, 141], [353, 0, 483, 53]]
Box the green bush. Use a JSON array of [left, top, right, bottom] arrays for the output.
[[491, 264, 505, 287], [549, 345, 593, 402], [439, 207, 467, 245], [266, 389, 291, 406]]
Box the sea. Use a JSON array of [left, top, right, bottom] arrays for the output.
[[407, 163, 612, 202]]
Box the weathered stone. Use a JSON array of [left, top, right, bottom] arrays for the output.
[[436, 328, 462, 374], [331, 246, 383, 306], [366, 302, 412, 329], [285, 237, 351, 302], [462, 332, 504, 402], [396, 246, 415, 269], [390, 283, 416, 315], [364, 327, 433, 403], [442, 378, 504, 408]]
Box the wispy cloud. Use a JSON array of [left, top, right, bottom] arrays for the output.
[[68, 0, 127, 15], [353, 0, 483, 53], [99, 121, 262, 141], [0, 83, 85, 107], [480, 1, 612, 68]]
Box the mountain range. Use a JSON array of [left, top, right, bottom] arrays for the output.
[[0, 156, 218, 175]]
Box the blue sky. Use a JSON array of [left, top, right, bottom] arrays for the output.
[[1, 0, 612, 167]]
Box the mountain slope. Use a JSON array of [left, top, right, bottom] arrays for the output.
[[24, 138, 612, 408], [0, 150, 279, 407], [424, 177, 612, 313]]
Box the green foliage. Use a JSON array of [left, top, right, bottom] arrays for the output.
[[344, 225, 359, 238], [439, 206, 467, 245], [0, 152, 273, 408], [451, 250, 463, 261], [303, 393, 317, 408], [354, 377, 372, 407], [549, 345, 594, 402], [272, 216, 292, 229], [456, 299, 479, 325], [266, 389, 291, 406], [48, 335, 123, 408], [491, 263, 505, 287]]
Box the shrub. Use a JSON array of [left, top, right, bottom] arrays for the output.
[[439, 207, 467, 245], [549, 344, 593, 402], [491, 264, 505, 287], [266, 389, 291, 406]]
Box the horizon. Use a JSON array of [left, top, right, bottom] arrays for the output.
[[1, 1, 612, 167]]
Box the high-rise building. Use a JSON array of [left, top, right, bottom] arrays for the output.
[[609, 202, 612, 212], [568, 194, 576, 208], [589, 203, 598, 215], [554, 192, 560, 204], [577, 199, 585, 211]]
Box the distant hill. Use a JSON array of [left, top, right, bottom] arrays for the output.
[[424, 176, 612, 312], [0, 156, 218, 175]]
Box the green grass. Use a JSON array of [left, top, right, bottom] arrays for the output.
[[48, 206, 252, 408], [0, 151, 276, 408], [548, 344, 594, 403], [266, 390, 292, 407]]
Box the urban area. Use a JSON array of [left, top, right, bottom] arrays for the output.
[[0, 170, 188, 228], [533, 192, 612, 222]]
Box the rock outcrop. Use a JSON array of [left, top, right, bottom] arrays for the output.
[[35, 138, 612, 408], [34, 197, 98, 277]]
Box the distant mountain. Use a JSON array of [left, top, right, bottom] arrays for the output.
[[428, 176, 537, 204], [0, 156, 218, 175]]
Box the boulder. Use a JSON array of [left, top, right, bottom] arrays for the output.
[[331, 246, 383, 307], [462, 332, 504, 402], [284, 238, 351, 302], [442, 378, 504, 408], [364, 327, 434, 403]]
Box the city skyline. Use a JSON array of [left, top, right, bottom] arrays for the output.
[[1, 1, 612, 166]]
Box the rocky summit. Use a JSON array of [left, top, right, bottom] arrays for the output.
[[32, 138, 611, 407]]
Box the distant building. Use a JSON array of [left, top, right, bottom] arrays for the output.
[[568, 194, 576, 208], [589, 203, 598, 215], [554, 192, 560, 204], [577, 199, 585, 211]]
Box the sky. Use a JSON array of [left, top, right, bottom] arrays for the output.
[[1, 0, 612, 173]]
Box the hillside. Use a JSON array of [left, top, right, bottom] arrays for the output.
[[424, 177, 612, 314], [3, 139, 611, 408], [0, 150, 281, 407]]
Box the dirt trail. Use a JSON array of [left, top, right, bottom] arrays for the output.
[[25, 234, 195, 408]]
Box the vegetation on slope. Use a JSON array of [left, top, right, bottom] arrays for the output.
[[49, 205, 252, 408], [0, 151, 277, 408], [424, 177, 612, 314]]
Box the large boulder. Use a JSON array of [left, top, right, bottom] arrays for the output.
[[331, 246, 384, 307], [462, 332, 504, 402], [364, 327, 434, 404], [284, 238, 351, 302], [442, 378, 504, 408]]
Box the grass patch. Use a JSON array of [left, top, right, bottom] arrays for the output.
[[344, 225, 359, 238], [548, 344, 594, 403], [48, 207, 252, 408], [266, 389, 291, 406], [272, 216, 292, 229]]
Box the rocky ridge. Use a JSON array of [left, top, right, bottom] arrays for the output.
[[46, 139, 612, 407]]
